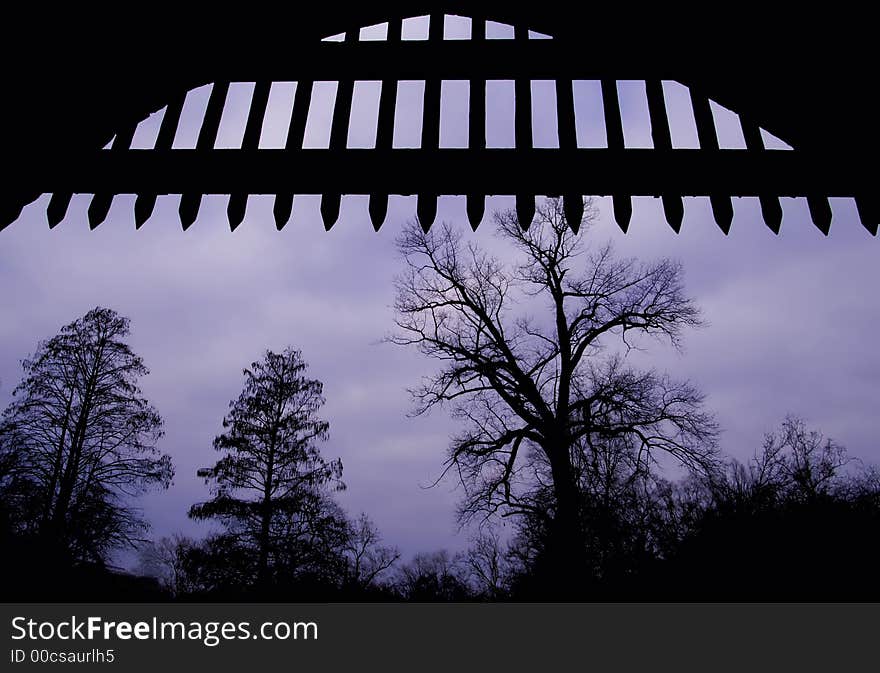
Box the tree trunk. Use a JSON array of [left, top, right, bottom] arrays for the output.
[[52, 339, 104, 550], [258, 447, 275, 591], [257, 497, 272, 589], [41, 389, 75, 534], [546, 443, 588, 598], [51, 397, 89, 547]]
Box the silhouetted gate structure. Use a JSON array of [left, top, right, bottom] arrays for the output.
[[5, 14, 876, 235]]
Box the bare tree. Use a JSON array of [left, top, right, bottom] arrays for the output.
[[658, 417, 880, 599], [391, 198, 718, 586], [342, 513, 400, 591], [0, 307, 172, 562], [137, 534, 199, 597], [393, 550, 471, 601], [462, 529, 513, 600], [714, 415, 854, 510]]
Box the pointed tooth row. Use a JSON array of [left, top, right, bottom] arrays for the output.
[[41, 192, 868, 234]]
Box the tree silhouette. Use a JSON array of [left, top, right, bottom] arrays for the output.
[[392, 198, 718, 592], [643, 416, 880, 599], [505, 433, 679, 593], [136, 534, 199, 597], [189, 347, 344, 589], [342, 513, 400, 592], [0, 307, 171, 563], [462, 529, 515, 600], [392, 550, 472, 601]]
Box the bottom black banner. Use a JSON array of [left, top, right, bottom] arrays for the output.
[[1, 603, 876, 670]]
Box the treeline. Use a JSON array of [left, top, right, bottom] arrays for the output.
[[1, 308, 878, 601], [503, 415, 880, 600], [0, 308, 400, 601], [128, 416, 880, 601], [3, 196, 880, 601]]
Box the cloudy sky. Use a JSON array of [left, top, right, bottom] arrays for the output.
[[1, 15, 877, 567]]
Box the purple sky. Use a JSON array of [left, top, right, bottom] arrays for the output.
[[1, 16, 877, 567]]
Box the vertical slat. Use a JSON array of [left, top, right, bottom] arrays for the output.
[[179, 81, 229, 230], [556, 79, 577, 150], [514, 25, 534, 229], [242, 82, 272, 149], [855, 196, 878, 236], [228, 80, 272, 231], [134, 91, 187, 228], [741, 116, 783, 234], [466, 19, 487, 230], [601, 79, 632, 231], [287, 79, 314, 149], [556, 78, 582, 232], [417, 14, 443, 232], [369, 17, 402, 231], [322, 31, 357, 230], [690, 88, 734, 233], [644, 80, 672, 145], [645, 79, 684, 232], [88, 122, 138, 229], [274, 78, 315, 230]]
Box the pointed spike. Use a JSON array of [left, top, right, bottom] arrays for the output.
[[321, 193, 341, 230], [228, 194, 248, 232], [466, 195, 484, 231], [710, 195, 733, 234], [807, 195, 832, 235], [88, 194, 113, 229], [274, 193, 293, 230], [135, 194, 157, 229], [516, 194, 535, 230], [612, 195, 632, 233], [759, 195, 782, 234], [179, 193, 202, 230], [417, 195, 437, 232], [661, 195, 684, 233], [855, 196, 878, 236], [563, 194, 583, 233], [369, 194, 388, 231], [47, 192, 72, 228]]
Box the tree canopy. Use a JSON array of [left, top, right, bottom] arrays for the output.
[[189, 347, 345, 589], [0, 307, 171, 563], [392, 198, 718, 590]]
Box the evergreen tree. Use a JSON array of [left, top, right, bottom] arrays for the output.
[[0, 307, 171, 563], [189, 347, 344, 588]]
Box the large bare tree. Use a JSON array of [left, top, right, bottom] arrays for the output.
[[392, 198, 718, 586]]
